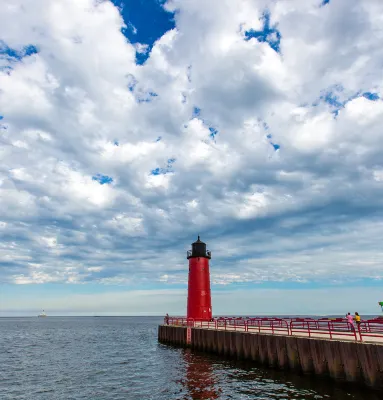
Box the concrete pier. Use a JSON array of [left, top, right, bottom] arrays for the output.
[[158, 325, 383, 390]]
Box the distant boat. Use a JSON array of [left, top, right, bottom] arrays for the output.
[[38, 310, 47, 318]]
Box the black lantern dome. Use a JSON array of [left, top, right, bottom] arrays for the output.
[[187, 236, 211, 259]]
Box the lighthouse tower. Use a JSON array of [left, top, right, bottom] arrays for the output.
[[186, 236, 212, 321]]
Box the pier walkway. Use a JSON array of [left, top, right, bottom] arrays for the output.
[[159, 317, 383, 389], [165, 316, 383, 344]]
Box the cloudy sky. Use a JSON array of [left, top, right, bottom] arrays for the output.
[[1, 0, 383, 316]]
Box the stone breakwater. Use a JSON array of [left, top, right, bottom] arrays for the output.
[[158, 325, 383, 390]]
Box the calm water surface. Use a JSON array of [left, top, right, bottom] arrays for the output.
[[0, 317, 380, 399]]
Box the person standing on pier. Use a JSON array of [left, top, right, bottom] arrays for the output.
[[346, 313, 354, 328], [354, 312, 361, 327]]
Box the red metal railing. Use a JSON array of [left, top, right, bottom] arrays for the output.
[[359, 319, 383, 341], [289, 318, 358, 341], [194, 319, 218, 329], [164, 316, 383, 342], [165, 317, 194, 327], [246, 318, 290, 335]]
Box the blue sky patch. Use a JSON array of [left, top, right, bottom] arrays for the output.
[[167, 158, 176, 165], [0, 42, 38, 62], [190, 106, 219, 141], [321, 0, 331, 6], [150, 158, 176, 175], [316, 86, 380, 118], [0, 115, 7, 129], [321, 91, 344, 108], [363, 92, 379, 101], [135, 51, 149, 65], [114, 140, 119, 146], [112, 0, 175, 65], [209, 126, 218, 141], [192, 107, 201, 118], [315, 85, 357, 117], [266, 132, 280, 151], [150, 167, 164, 176], [272, 143, 280, 151], [244, 10, 281, 53], [92, 174, 113, 185], [155, 136, 162, 142]]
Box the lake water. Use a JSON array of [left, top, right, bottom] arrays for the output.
[[0, 316, 380, 399]]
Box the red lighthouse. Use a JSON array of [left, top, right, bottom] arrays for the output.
[[187, 236, 212, 321]]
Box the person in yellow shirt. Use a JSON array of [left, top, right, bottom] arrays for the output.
[[354, 312, 361, 328]]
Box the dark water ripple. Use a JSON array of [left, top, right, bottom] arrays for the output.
[[0, 317, 380, 399]]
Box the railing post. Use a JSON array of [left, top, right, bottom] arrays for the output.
[[350, 322, 357, 341], [328, 321, 332, 340], [358, 323, 363, 342]]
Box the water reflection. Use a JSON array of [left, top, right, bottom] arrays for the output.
[[177, 348, 381, 400], [180, 349, 221, 399]]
